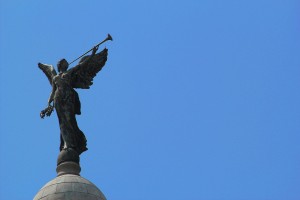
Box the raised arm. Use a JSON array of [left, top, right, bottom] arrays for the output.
[[71, 46, 98, 73], [81, 46, 98, 64]]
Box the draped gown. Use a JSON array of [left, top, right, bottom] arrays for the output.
[[52, 73, 87, 155]]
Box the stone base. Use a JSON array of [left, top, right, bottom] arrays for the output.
[[57, 148, 79, 166], [56, 161, 81, 176], [56, 149, 81, 176]]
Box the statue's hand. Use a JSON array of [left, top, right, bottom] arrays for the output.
[[46, 105, 54, 117], [92, 46, 99, 54], [40, 104, 54, 119]]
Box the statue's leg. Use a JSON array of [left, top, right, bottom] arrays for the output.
[[56, 100, 67, 152], [61, 113, 78, 151]]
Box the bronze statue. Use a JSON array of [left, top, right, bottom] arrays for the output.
[[38, 34, 112, 156]]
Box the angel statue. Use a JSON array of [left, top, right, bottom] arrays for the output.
[[38, 35, 112, 155]]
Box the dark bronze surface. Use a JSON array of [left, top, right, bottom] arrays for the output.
[[38, 40, 110, 156]]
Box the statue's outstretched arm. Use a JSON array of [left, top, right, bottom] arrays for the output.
[[72, 46, 98, 73]]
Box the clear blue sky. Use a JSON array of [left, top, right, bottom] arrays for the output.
[[0, 0, 299, 199]]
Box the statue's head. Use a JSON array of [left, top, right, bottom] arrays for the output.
[[57, 59, 69, 72]]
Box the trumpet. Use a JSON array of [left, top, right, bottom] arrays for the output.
[[69, 34, 113, 65]]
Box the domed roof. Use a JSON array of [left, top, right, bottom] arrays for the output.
[[34, 174, 106, 200]]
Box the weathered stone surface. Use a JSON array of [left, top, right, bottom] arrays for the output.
[[34, 175, 106, 200], [56, 161, 81, 176], [57, 149, 80, 165]]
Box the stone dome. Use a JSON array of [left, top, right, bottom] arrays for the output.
[[33, 174, 106, 200]]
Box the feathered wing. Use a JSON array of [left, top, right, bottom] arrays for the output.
[[68, 48, 108, 89], [38, 63, 57, 85]]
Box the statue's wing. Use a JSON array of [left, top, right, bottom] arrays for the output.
[[38, 63, 57, 85], [68, 48, 108, 89]]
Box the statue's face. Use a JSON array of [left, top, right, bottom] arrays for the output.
[[58, 59, 69, 72]]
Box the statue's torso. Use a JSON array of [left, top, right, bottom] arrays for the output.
[[53, 73, 74, 102]]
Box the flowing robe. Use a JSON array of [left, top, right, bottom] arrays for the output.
[[52, 73, 87, 154]]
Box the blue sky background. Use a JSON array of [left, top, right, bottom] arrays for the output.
[[0, 0, 299, 199]]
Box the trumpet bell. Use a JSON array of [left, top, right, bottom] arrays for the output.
[[107, 34, 113, 41]]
